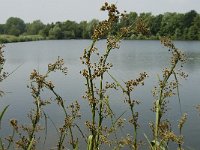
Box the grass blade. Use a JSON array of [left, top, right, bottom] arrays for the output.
[[144, 133, 154, 149], [45, 113, 59, 135], [4, 63, 23, 81], [0, 105, 9, 128], [173, 70, 182, 114], [74, 123, 87, 144], [107, 72, 126, 92]]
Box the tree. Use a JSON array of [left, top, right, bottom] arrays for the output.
[[79, 21, 89, 39], [186, 14, 200, 40], [150, 14, 163, 35], [119, 12, 138, 27], [49, 25, 63, 39], [5, 17, 26, 36], [86, 19, 99, 38], [63, 31, 75, 39], [60, 20, 79, 39], [159, 13, 184, 36], [182, 28, 189, 40], [26, 20, 45, 35], [0, 24, 5, 34], [183, 10, 198, 28], [188, 25, 199, 40], [39, 23, 53, 37], [173, 28, 182, 40]]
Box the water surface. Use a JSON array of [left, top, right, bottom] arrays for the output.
[[1, 40, 200, 149]]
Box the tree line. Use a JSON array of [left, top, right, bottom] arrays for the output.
[[0, 10, 200, 42]]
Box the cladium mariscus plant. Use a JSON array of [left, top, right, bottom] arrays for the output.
[[0, 2, 197, 150], [149, 37, 188, 150]]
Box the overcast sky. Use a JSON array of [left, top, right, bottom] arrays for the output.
[[0, 0, 200, 24]]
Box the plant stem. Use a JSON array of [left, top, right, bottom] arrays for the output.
[[154, 57, 178, 147], [47, 85, 76, 149]]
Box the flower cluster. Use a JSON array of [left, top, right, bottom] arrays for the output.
[[48, 56, 67, 75], [178, 113, 187, 130], [125, 72, 148, 92], [161, 37, 186, 65], [92, 3, 127, 40]]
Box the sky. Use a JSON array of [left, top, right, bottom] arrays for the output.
[[0, 0, 200, 24]]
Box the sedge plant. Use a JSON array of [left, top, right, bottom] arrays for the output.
[[80, 3, 131, 150], [151, 37, 188, 150]]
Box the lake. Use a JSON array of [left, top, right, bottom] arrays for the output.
[[1, 40, 200, 149]]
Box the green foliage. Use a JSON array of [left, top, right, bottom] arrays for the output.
[[61, 20, 78, 38], [26, 20, 45, 35], [159, 13, 184, 36], [0, 10, 200, 42], [173, 28, 182, 40], [86, 19, 99, 38], [188, 25, 199, 40], [79, 21, 90, 39], [0, 24, 5, 34], [183, 10, 198, 28], [150, 14, 163, 35], [0, 34, 44, 43], [5, 17, 26, 36], [49, 25, 63, 39]]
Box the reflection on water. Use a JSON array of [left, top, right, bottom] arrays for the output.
[[1, 40, 200, 149]]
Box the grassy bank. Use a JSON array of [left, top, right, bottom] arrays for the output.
[[0, 34, 45, 43]]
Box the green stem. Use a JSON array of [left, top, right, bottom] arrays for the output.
[[86, 40, 97, 150], [127, 91, 137, 150], [28, 95, 41, 149], [154, 58, 178, 147], [49, 86, 76, 149], [97, 75, 103, 148]]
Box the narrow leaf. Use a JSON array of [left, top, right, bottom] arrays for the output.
[[173, 70, 182, 114], [144, 133, 153, 149], [107, 72, 126, 92], [0, 105, 9, 128]]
